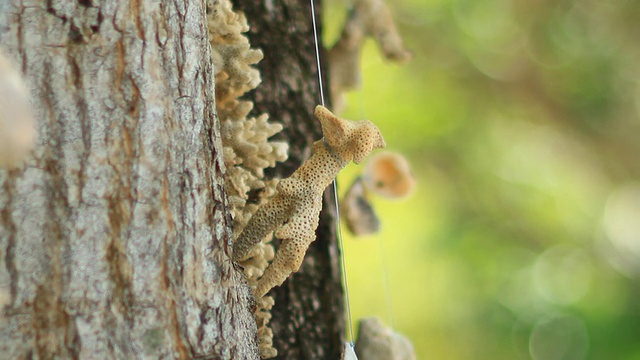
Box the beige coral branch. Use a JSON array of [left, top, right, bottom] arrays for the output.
[[234, 105, 385, 298], [329, 0, 411, 111], [207, 0, 288, 237]]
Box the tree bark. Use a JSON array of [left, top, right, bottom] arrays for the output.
[[0, 0, 342, 358], [231, 1, 345, 359], [0, 1, 258, 358]]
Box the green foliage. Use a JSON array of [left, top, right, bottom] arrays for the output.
[[326, 0, 640, 358]]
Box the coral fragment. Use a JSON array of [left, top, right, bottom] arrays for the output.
[[363, 151, 415, 199], [355, 317, 416, 360], [233, 106, 385, 298], [328, 0, 411, 111]]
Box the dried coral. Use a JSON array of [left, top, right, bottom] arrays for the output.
[[342, 176, 380, 236], [207, 0, 288, 239], [328, 0, 411, 111], [355, 317, 416, 360], [0, 50, 35, 168], [255, 296, 277, 359], [342, 151, 415, 236], [362, 151, 415, 199], [209, 0, 405, 356], [221, 114, 288, 178], [233, 105, 386, 298], [207, 0, 287, 357]]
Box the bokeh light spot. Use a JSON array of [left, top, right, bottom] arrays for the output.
[[602, 183, 640, 276], [529, 314, 589, 360], [533, 245, 592, 305]]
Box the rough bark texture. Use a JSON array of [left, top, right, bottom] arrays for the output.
[[0, 1, 259, 359], [232, 0, 346, 359]]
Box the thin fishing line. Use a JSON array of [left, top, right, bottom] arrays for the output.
[[310, 0, 325, 108], [356, 94, 396, 330], [309, 0, 355, 344], [334, 171, 355, 344], [357, 73, 366, 120], [378, 234, 395, 329], [351, 39, 396, 331]]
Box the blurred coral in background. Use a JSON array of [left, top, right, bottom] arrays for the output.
[[325, 0, 640, 358]]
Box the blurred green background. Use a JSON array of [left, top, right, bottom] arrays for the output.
[[323, 0, 640, 359]]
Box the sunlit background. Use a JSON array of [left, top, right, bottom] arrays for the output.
[[324, 0, 640, 359]]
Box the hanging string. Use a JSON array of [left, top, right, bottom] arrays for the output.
[[309, 0, 355, 344], [332, 3, 397, 334], [310, 0, 326, 108], [378, 234, 395, 329], [357, 82, 397, 332], [355, 84, 397, 330], [334, 174, 356, 344]]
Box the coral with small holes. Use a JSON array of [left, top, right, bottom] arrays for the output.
[[233, 105, 385, 298]]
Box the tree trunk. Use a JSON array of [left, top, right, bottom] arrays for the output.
[[0, 1, 258, 358], [0, 0, 343, 359], [231, 0, 345, 359]]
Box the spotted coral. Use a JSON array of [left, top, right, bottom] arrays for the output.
[[233, 105, 385, 298]]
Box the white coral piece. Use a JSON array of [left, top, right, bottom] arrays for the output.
[[213, 43, 263, 103], [207, 0, 287, 357], [207, 0, 288, 232], [221, 113, 287, 178]]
